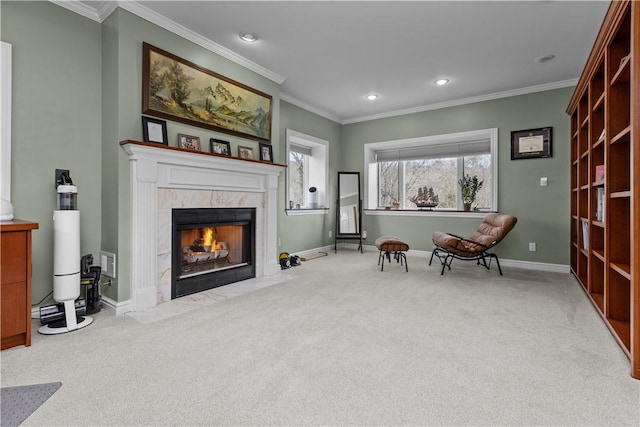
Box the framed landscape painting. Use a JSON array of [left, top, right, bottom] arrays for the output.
[[142, 42, 272, 143]]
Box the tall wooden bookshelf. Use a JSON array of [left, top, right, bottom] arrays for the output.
[[567, 0, 638, 380]]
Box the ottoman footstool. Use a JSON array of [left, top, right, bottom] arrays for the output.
[[375, 236, 409, 272]]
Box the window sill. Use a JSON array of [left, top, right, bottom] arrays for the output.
[[364, 209, 494, 218], [286, 208, 330, 216]]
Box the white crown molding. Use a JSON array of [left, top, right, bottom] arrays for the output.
[[120, 1, 285, 84], [342, 78, 579, 125], [49, 0, 285, 85], [94, 0, 118, 21], [49, 0, 104, 22], [279, 93, 341, 123], [48, 1, 576, 126]]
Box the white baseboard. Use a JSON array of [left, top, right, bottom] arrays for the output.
[[290, 245, 335, 258], [498, 259, 569, 273], [101, 295, 132, 315], [360, 245, 569, 273]]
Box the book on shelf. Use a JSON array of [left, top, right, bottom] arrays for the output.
[[595, 164, 605, 182], [596, 187, 605, 222], [581, 220, 589, 251]]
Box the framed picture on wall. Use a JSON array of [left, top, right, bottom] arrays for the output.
[[510, 127, 552, 160], [259, 143, 273, 162], [142, 42, 272, 143], [210, 138, 231, 156], [142, 116, 168, 145]]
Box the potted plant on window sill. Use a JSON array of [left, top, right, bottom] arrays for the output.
[[458, 174, 483, 211]]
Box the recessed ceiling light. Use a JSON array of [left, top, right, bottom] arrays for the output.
[[434, 78, 450, 86], [365, 93, 379, 101], [240, 33, 258, 43], [534, 54, 555, 64]]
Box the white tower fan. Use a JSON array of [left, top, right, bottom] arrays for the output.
[[39, 175, 93, 334]]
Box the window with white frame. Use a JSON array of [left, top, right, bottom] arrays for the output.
[[365, 128, 498, 211], [286, 129, 328, 210]]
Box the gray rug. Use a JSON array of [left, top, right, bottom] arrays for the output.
[[1, 382, 61, 427]]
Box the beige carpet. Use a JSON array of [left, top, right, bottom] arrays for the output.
[[1, 251, 638, 426]]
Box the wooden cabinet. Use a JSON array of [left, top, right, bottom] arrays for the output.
[[567, 0, 639, 379], [1, 219, 38, 350]]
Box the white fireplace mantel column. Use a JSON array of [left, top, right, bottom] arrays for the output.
[[121, 141, 285, 312]]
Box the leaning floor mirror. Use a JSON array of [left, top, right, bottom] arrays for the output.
[[335, 171, 363, 253]]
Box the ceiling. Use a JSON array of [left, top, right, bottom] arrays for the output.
[[71, 1, 610, 123]]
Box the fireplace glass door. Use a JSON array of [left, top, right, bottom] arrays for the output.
[[180, 224, 247, 278], [172, 208, 255, 298]]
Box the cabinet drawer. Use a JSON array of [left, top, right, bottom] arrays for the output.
[[1, 231, 27, 284]]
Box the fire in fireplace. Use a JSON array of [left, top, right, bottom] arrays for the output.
[[172, 208, 255, 299]]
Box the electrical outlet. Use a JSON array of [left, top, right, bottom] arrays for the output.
[[529, 242, 537, 252], [100, 251, 116, 278], [540, 177, 548, 186], [362, 230, 367, 239], [329, 230, 332, 238]]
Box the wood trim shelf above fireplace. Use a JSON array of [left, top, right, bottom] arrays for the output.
[[120, 140, 286, 168]]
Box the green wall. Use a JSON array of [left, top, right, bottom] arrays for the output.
[[2, 1, 573, 308], [1, 1, 102, 304], [278, 101, 342, 253], [341, 88, 573, 265]]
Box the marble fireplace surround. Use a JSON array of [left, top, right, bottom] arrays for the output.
[[121, 141, 285, 312]]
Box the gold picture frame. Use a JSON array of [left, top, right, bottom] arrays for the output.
[[142, 42, 272, 143], [177, 133, 201, 151], [237, 145, 254, 160]]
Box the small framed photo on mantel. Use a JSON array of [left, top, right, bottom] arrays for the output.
[[511, 127, 552, 160], [238, 145, 254, 160], [259, 143, 273, 162], [177, 134, 201, 151], [142, 116, 168, 145], [210, 138, 231, 156]]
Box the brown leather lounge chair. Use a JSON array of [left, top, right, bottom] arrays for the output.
[[429, 213, 517, 275]]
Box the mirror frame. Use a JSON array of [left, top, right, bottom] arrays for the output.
[[336, 171, 361, 236]]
